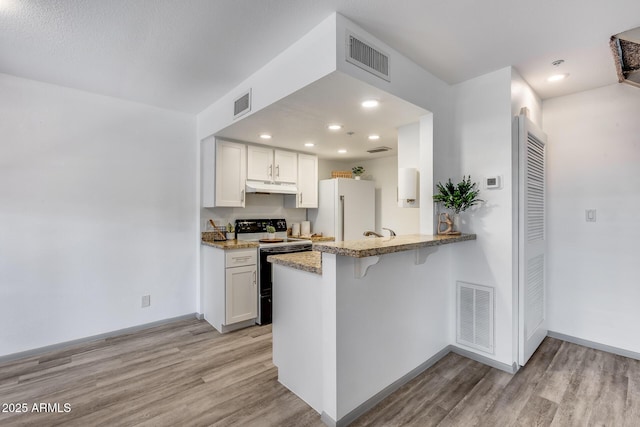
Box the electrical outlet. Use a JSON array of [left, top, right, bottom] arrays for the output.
[[141, 295, 151, 308], [585, 209, 596, 222]]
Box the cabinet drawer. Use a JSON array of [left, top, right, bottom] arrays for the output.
[[225, 249, 257, 267]]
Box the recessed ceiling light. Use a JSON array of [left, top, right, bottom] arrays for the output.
[[338, 149, 347, 154], [304, 143, 315, 147], [547, 73, 569, 82], [361, 99, 379, 108], [259, 133, 272, 139], [327, 124, 342, 130], [368, 134, 380, 140]]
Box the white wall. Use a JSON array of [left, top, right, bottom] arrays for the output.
[[0, 73, 197, 357], [450, 68, 515, 365], [318, 158, 350, 181], [332, 247, 453, 419], [544, 83, 640, 353], [511, 69, 543, 126]]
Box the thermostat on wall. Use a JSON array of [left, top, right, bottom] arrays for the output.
[[485, 176, 501, 189]]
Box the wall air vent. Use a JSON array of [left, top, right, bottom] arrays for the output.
[[346, 32, 391, 82], [457, 281, 494, 354], [611, 27, 640, 88], [367, 146, 392, 154], [233, 89, 251, 119]]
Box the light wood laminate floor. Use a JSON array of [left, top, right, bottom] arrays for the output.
[[1, 318, 639, 426]]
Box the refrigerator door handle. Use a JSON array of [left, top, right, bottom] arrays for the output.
[[339, 195, 345, 241]]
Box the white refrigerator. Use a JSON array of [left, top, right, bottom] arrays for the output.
[[308, 178, 375, 241]]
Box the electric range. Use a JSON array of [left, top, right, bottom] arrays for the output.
[[235, 219, 312, 324]]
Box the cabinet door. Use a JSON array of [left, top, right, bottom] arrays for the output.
[[274, 150, 298, 183], [247, 146, 273, 182], [215, 140, 246, 207], [225, 265, 257, 325], [297, 154, 318, 208]]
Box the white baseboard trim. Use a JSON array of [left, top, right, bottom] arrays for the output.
[[449, 345, 519, 374], [547, 330, 640, 361], [0, 313, 200, 363]]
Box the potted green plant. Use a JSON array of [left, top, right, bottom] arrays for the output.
[[352, 166, 365, 180], [266, 225, 276, 240], [433, 176, 482, 234], [226, 223, 235, 241]]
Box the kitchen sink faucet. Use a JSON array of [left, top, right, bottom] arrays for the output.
[[382, 228, 396, 237], [363, 228, 396, 237]]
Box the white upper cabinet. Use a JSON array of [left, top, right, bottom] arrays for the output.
[[247, 145, 273, 182], [274, 150, 298, 183], [286, 153, 318, 208], [247, 146, 297, 184], [213, 140, 246, 207]]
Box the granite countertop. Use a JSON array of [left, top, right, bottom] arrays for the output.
[[267, 251, 322, 275], [201, 239, 259, 249], [313, 233, 476, 258], [201, 232, 259, 250], [309, 236, 335, 242]]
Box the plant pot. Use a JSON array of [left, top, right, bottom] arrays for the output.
[[267, 233, 276, 240], [226, 232, 235, 240], [354, 176, 361, 180], [452, 213, 461, 233]]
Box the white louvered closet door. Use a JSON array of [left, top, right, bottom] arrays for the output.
[[517, 114, 548, 366]]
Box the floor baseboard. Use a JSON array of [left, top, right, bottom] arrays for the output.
[[449, 345, 519, 374], [0, 313, 199, 363], [547, 330, 640, 361]]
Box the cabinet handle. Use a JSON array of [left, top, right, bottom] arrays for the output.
[[269, 164, 273, 178], [241, 189, 245, 202], [340, 195, 345, 241], [253, 271, 257, 285], [276, 164, 280, 178], [299, 192, 303, 204]]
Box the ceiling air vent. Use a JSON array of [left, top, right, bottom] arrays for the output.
[[367, 146, 392, 154], [233, 89, 251, 119], [611, 27, 640, 88], [346, 32, 390, 82]]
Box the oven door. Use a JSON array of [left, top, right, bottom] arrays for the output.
[[257, 244, 312, 325]]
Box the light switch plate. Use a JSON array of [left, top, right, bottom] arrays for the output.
[[585, 209, 596, 222]]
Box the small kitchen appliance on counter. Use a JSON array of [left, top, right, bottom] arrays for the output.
[[235, 218, 312, 325]]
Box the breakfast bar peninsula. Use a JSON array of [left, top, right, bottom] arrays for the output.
[[268, 233, 476, 426]]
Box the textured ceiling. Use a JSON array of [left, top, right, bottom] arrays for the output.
[[1, 0, 639, 113]]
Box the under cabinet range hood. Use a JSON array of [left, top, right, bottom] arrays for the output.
[[245, 180, 297, 195]]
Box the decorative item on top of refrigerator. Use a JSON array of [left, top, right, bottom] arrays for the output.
[[308, 178, 375, 241]]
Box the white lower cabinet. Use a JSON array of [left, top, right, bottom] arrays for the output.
[[225, 265, 257, 324], [202, 246, 257, 333]]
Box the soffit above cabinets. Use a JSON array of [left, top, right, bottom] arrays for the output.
[[214, 72, 429, 161]]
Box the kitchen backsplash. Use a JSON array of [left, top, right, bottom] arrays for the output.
[[200, 193, 308, 231]]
